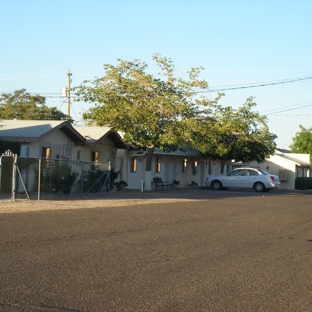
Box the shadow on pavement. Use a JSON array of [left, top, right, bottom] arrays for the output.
[[78, 187, 312, 202]]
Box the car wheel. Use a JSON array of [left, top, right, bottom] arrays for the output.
[[254, 182, 265, 192], [211, 180, 222, 190]]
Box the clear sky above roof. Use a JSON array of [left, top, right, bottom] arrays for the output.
[[1, 0, 311, 149]]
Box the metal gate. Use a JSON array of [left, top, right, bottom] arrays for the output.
[[0, 151, 112, 201]]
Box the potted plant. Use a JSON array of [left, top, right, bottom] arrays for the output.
[[115, 180, 128, 191]]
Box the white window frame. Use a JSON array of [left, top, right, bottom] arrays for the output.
[[63, 146, 73, 160]]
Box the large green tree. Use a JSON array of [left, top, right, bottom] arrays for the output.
[[73, 54, 277, 187], [0, 89, 70, 122], [190, 97, 277, 171], [290, 124, 312, 162], [74, 54, 211, 189]]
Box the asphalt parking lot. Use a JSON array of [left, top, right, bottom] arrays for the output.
[[1, 188, 312, 311]]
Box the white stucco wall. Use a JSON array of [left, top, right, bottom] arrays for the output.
[[116, 149, 227, 190], [247, 152, 311, 190], [21, 130, 75, 159]]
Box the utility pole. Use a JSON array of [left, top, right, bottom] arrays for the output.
[[66, 70, 72, 120]]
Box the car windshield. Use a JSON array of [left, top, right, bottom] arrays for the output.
[[258, 169, 269, 175]]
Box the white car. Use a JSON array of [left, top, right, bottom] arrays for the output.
[[205, 168, 280, 192]]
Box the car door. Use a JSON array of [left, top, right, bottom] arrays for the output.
[[240, 169, 259, 188], [223, 169, 243, 188]]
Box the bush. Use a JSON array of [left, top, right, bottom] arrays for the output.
[[115, 180, 128, 187], [34, 161, 78, 194], [295, 177, 312, 190], [82, 168, 120, 193], [0, 139, 21, 155]]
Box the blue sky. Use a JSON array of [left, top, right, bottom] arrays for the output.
[[1, 0, 311, 149]]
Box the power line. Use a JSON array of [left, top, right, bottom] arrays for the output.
[[268, 114, 312, 116], [197, 76, 312, 93], [260, 101, 312, 114], [28, 74, 312, 96], [260, 101, 312, 115], [2, 75, 312, 95], [264, 102, 312, 115]]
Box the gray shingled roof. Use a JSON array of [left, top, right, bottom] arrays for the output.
[[74, 126, 127, 149], [0, 120, 64, 137], [0, 120, 85, 144], [74, 126, 111, 142], [274, 152, 311, 167]]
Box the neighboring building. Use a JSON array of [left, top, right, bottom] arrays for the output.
[[244, 150, 311, 190], [5, 120, 306, 192], [0, 120, 126, 168], [117, 147, 231, 190], [74, 126, 127, 170], [0, 120, 85, 159], [0, 120, 128, 196]]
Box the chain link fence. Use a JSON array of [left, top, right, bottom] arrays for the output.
[[0, 153, 112, 201]]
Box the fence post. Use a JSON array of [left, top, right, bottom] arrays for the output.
[[81, 163, 84, 198], [38, 158, 41, 201], [11, 154, 17, 202], [108, 161, 111, 194]]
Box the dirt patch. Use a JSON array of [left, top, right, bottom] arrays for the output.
[[0, 197, 196, 213]]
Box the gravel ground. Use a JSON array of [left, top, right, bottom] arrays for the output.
[[2, 187, 311, 214], [0, 190, 198, 213]]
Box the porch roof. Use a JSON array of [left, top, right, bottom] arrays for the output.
[[129, 147, 201, 157]]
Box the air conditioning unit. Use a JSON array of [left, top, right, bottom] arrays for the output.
[[278, 169, 288, 181]]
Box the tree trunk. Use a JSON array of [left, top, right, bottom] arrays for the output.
[[144, 147, 154, 191]]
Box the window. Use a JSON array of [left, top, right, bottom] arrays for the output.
[[182, 158, 187, 173], [91, 151, 99, 162], [20, 146, 29, 157], [41, 147, 51, 168], [228, 169, 242, 176], [77, 150, 81, 164], [156, 157, 161, 173], [63, 146, 72, 160], [248, 169, 259, 176], [279, 169, 288, 180], [91, 151, 99, 170], [131, 156, 137, 172], [41, 147, 51, 158], [208, 161, 212, 175], [227, 163, 231, 173], [192, 160, 198, 175]]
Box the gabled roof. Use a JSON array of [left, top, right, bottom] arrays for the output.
[[271, 151, 311, 167], [0, 120, 85, 144], [74, 126, 127, 149]]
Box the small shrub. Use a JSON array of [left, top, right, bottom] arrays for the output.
[[34, 161, 78, 194], [82, 168, 120, 193], [115, 180, 128, 187], [295, 177, 312, 190]]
